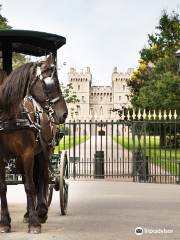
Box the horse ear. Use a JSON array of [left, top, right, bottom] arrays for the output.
[[47, 53, 55, 65]]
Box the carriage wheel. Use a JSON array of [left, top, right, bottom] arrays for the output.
[[59, 151, 69, 215], [47, 184, 54, 207]]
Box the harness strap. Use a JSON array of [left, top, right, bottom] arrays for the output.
[[0, 119, 38, 132]]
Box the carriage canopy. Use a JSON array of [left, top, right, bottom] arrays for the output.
[[0, 30, 66, 73]]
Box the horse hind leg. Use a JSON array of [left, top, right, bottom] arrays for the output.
[[0, 159, 11, 233]]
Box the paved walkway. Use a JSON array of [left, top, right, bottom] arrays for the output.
[[68, 136, 132, 178], [2, 181, 180, 240], [67, 135, 175, 183]]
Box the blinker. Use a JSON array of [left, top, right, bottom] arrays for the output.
[[43, 77, 56, 93]]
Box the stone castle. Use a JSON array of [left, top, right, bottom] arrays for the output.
[[67, 67, 134, 120]]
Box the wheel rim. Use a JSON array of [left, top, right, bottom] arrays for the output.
[[60, 151, 69, 215]]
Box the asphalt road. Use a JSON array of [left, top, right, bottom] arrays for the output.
[[1, 181, 180, 240]]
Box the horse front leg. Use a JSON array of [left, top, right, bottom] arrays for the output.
[[36, 153, 49, 224], [0, 159, 11, 233], [23, 152, 41, 234]]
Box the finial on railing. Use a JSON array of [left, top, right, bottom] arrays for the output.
[[163, 110, 167, 120], [142, 109, 146, 120], [168, 110, 172, 120], [137, 109, 141, 120], [174, 110, 177, 119], [153, 110, 156, 120], [132, 109, 136, 120], [127, 110, 130, 120], [158, 110, 162, 120], [148, 110, 151, 120]]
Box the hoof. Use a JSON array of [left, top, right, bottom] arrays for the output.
[[0, 225, 11, 233], [28, 226, 41, 234], [38, 215, 48, 224]]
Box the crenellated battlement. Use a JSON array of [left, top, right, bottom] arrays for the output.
[[68, 67, 92, 82], [112, 66, 134, 82]]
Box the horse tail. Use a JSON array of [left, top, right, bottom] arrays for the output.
[[34, 152, 49, 205]]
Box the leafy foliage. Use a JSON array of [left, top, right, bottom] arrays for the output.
[[0, 5, 11, 30], [61, 83, 79, 104], [0, 5, 26, 69], [128, 10, 180, 113]]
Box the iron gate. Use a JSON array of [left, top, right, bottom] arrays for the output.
[[60, 119, 180, 184]]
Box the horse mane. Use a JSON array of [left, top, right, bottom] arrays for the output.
[[0, 69, 7, 85], [0, 62, 34, 114]]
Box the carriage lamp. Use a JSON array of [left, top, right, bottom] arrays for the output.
[[175, 49, 180, 74]]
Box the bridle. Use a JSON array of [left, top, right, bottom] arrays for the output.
[[29, 62, 64, 119]]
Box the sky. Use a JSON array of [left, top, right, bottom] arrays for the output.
[[1, 0, 179, 85]]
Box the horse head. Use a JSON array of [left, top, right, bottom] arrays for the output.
[[30, 54, 68, 124]]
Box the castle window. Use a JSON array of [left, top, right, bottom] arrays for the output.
[[119, 96, 121, 101], [110, 97, 112, 102], [100, 97, 103, 101], [77, 105, 81, 115], [123, 85, 125, 90], [82, 96, 85, 102], [100, 106, 103, 115], [78, 85, 80, 90]]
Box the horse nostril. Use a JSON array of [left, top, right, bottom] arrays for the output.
[[63, 112, 68, 120]]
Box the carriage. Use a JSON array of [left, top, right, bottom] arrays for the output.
[[0, 30, 69, 233]]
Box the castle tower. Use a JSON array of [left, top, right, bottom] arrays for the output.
[[67, 67, 92, 118], [112, 67, 132, 110]]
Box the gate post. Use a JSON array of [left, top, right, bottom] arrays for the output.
[[176, 160, 180, 184], [73, 120, 76, 179]]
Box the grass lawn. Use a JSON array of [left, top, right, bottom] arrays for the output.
[[54, 135, 89, 153], [113, 135, 180, 175]]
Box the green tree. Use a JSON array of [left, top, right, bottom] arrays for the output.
[[0, 5, 11, 30], [128, 10, 180, 112], [0, 4, 26, 69], [61, 82, 79, 104]]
